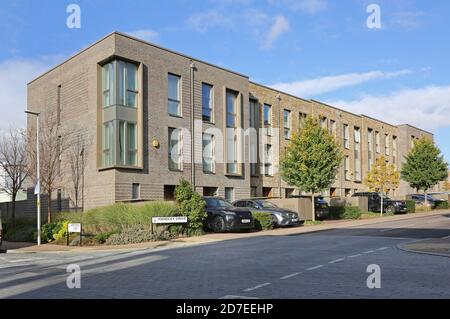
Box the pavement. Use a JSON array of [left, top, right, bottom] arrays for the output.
[[0, 210, 449, 299]]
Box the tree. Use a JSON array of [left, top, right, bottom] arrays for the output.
[[365, 155, 400, 215], [0, 127, 29, 227], [401, 137, 448, 208], [175, 178, 207, 234], [280, 116, 343, 221], [68, 134, 86, 211], [28, 115, 71, 223]]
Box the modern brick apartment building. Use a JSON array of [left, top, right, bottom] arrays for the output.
[[26, 32, 433, 211]]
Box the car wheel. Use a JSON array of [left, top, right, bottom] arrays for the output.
[[271, 215, 278, 228], [212, 216, 226, 233], [385, 206, 395, 214]]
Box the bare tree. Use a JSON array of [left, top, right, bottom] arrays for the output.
[[28, 115, 71, 223], [0, 127, 29, 227], [68, 134, 87, 211]]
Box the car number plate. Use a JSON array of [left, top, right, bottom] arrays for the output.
[[241, 219, 251, 224], [291, 218, 298, 222]]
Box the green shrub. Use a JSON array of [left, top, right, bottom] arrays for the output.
[[253, 212, 274, 231], [435, 201, 449, 210], [52, 221, 69, 241], [41, 222, 60, 243], [342, 206, 362, 219], [328, 206, 345, 219], [175, 179, 207, 231], [93, 231, 117, 244], [3, 218, 37, 242], [405, 200, 416, 213], [105, 225, 172, 245]]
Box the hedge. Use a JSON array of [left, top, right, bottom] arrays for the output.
[[253, 212, 274, 231]]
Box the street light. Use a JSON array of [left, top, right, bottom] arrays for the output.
[[25, 110, 41, 246]]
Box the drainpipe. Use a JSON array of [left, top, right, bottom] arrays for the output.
[[277, 94, 282, 198], [190, 61, 197, 189]]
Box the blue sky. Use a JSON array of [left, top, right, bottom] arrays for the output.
[[0, 0, 449, 163]]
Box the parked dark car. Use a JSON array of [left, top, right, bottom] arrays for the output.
[[411, 194, 445, 209], [203, 197, 254, 233], [352, 192, 408, 214], [232, 199, 303, 227], [287, 195, 330, 220]]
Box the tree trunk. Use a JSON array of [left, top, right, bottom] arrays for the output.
[[47, 191, 52, 224], [311, 194, 316, 222], [11, 193, 16, 228]]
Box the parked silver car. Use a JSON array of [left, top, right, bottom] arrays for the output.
[[232, 199, 303, 227]]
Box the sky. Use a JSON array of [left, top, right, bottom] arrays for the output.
[[0, 0, 449, 163]]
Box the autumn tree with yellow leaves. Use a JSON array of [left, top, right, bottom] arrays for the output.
[[365, 156, 400, 215]]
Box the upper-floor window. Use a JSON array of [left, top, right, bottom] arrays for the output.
[[343, 124, 350, 149], [320, 116, 328, 130], [329, 120, 336, 137], [102, 60, 138, 108], [283, 109, 291, 139], [226, 90, 239, 174], [368, 128, 374, 169], [168, 74, 181, 116], [385, 134, 390, 155], [202, 83, 213, 122], [299, 112, 307, 130], [393, 136, 398, 169], [264, 144, 273, 176], [168, 127, 182, 171], [264, 104, 272, 136], [202, 133, 215, 173], [102, 121, 114, 166], [344, 156, 351, 181], [375, 131, 381, 153]]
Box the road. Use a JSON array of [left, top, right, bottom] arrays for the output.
[[1, 212, 450, 299]]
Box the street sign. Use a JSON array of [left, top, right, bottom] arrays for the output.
[[68, 223, 82, 233], [152, 216, 188, 224]]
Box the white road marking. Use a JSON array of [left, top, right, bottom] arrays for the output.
[[328, 258, 344, 264], [220, 295, 260, 299], [348, 254, 362, 258], [363, 250, 375, 254], [8, 258, 43, 263], [441, 235, 450, 239], [243, 282, 271, 292], [377, 247, 390, 251], [280, 272, 301, 280], [305, 265, 324, 271]]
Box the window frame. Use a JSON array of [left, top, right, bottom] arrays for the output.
[[168, 73, 182, 117], [283, 109, 291, 139], [168, 127, 183, 171], [202, 83, 214, 123], [202, 133, 215, 173]]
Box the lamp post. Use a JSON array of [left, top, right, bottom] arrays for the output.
[[25, 110, 41, 246]]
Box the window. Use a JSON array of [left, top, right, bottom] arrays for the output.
[[118, 121, 137, 166], [168, 74, 181, 116], [329, 120, 336, 136], [375, 131, 380, 153], [202, 83, 213, 122], [102, 61, 138, 108], [226, 90, 239, 174], [410, 135, 416, 148], [250, 100, 259, 176], [385, 134, 390, 155], [368, 128, 374, 170], [102, 121, 114, 166], [320, 116, 328, 130], [251, 187, 258, 198], [283, 109, 291, 139], [168, 128, 182, 170], [344, 156, 351, 181], [263, 104, 272, 136], [202, 133, 214, 173], [132, 183, 140, 200], [225, 187, 234, 202], [102, 62, 114, 108], [299, 112, 307, 130], [393, 136, 398, 169], [354, 127, 361, 182], [264, 144, 273, 176], [343, 124, 350, 149]]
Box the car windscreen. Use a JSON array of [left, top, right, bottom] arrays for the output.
[[205, 198, 233, 208], [257, 201, 278, 208]]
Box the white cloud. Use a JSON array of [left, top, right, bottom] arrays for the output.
[[269, 0, 328, 14], [0, 58, 57, 133], [126, 29, 159, 43], [327, 85, 450, 132], [270, 69, 411, 97], [261, 15, 290, 49], [186, 10, 233, 32]]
